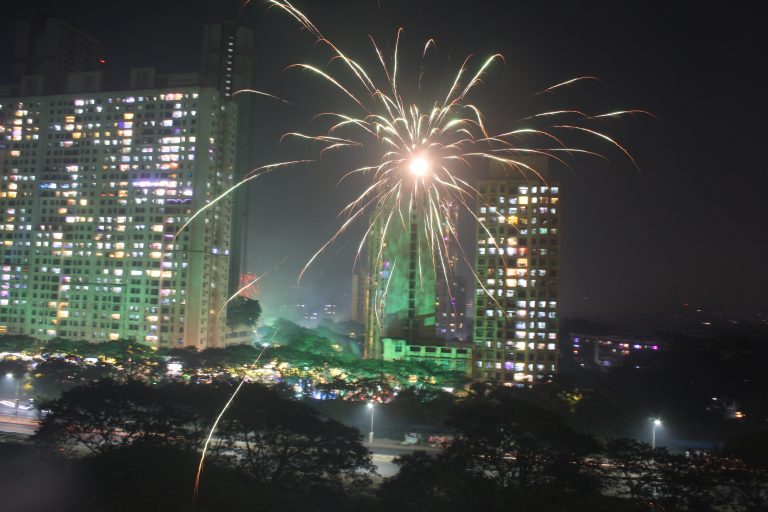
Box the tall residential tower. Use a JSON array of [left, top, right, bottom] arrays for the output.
[[364, 206, 438, 359], [0, 87, 235, 348], [472, 159, 560, 383], [201, 22, 259, 295]]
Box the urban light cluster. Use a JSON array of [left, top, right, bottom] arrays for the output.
[[0, 88, 235, 347]]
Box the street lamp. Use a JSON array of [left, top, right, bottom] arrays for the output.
[[651, 418, 662, 449], [367, 401, 375, 445], [3, 373, 21, 417]]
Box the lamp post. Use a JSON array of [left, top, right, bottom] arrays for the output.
[[4, 372, 20, 417], [651, 418, 662, 449], [367, 401, 375, 445]]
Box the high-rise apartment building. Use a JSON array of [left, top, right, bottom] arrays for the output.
[[434, 201, 467, 341], [350, 269, 368, 324], [436, 274, 467, 340], [472, 159, 560, 383], [201, 22, 259, 295], [364, 207, 437, 359], [10, 18, 104, 96], [0, 87, 235, 348]]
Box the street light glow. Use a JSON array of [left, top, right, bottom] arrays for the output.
[[651, 418, 662, 449], [367, 401, 375, 444]]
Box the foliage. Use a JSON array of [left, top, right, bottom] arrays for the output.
[[33, 380, 204, 454], [0, 358, 27, 378], [0, 334, 41, 353], [32, 380, 375, 511], [78, 442, 257, 512], [226, 297, 262, 328], [213, 384, 375, 504]]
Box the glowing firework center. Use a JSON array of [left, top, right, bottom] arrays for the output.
[[408, 154, 430, 178]]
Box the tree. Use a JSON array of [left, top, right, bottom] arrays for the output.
[[718, 430, 768, 512], [77, 441, 256, 512], [0, 358, 28, 378], [214, 384, 375, 503], [33, 380, 202, 454], [0, 334, 40, 353], [33, 380, 375, 511], [444, 391, 600, 491], [226, 297, 261, 328], [602, 438, 667, 502]]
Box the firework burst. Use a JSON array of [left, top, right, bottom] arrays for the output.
[[188, 0, 648, 498], [267, 1, 647, 337], [182, 0, 648, 346], [182, 0, 650, 344]]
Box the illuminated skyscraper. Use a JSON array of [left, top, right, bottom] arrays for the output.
[[0, 87, 235, 348], [350, 269, 368, 324], [434, 201, 466, 341], [201, 22, 259, 295], [364, 206, 437, 359], [472, 159, 560, 383]]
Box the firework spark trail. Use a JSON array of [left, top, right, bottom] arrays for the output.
[[266, 0, 645, 294], [192, 329, 277, 506], [180, 1, 646, 346], [214, 253, 293, 321], [179, 0, 644, 506]]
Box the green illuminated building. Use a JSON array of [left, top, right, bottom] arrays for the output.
[[381, 337, 472, 376], [364, 205, 437, 359]]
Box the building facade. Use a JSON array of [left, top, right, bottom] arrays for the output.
[[364, 206, 438, 359], [0, 87, 235, 348], [434, 201, 467, 341], [472, 159, 560, 383], [201, 22, 259, 295], [350, 269, 368, 324], [381, 337, 473, 377], [568, 332, 664, 371]]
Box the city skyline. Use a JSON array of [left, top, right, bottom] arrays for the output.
[[1, 0, 765, 325], [0, 4, 766, 510]]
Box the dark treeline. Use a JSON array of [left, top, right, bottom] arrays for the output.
[[2, 381, 766, 511]]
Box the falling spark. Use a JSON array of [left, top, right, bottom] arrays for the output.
[[192, 330, 277, 505]]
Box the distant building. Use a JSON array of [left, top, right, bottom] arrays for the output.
[[472, 158, 560, 384], [437, 274, 467, 341], [127, 67, 201, 90], [568, 332, 664, 370], [10, 18, 104, 96], [381, 337, 473, 376], [323, 304, 337, 320], [350, 270, 368, 324], [434, 201, 467, 341], [225, 326, 254, 346], [0, 88, 235, 348]]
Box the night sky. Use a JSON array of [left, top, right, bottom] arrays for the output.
[[2, 1, 765, 322]]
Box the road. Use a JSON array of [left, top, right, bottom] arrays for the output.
[[0, 407, 38, 436], [366, 439, 440, 478], [0, 408, 439, 477]]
